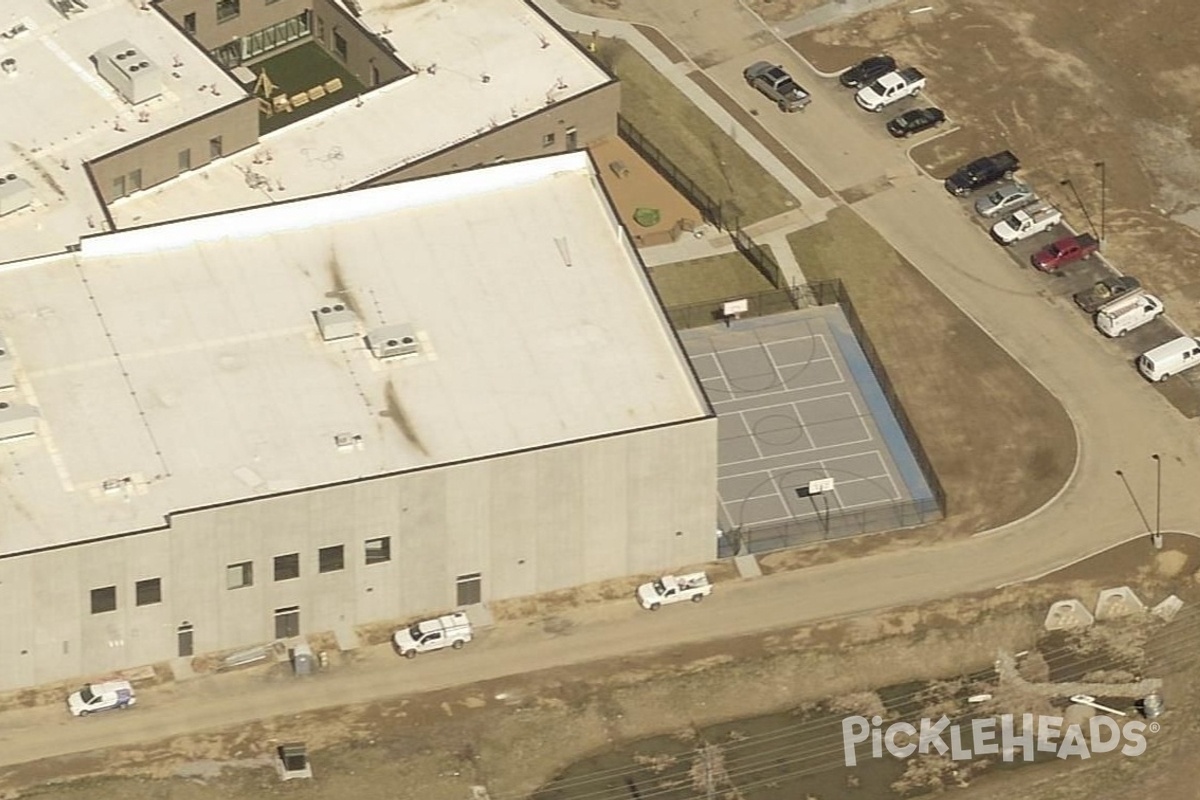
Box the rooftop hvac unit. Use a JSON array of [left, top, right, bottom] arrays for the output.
[[0, 400, 39, 441], [366, 324, 420, 359], [313, 303, 358, 341], [0, 330, 13, 390], [0, 174, 33, 216], [93, 40, 162, 104]]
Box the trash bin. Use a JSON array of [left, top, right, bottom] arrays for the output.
[[1143, 690, 1164, 720], [290, 642, 315, 676]]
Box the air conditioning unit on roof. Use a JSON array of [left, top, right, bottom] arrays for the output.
[[366, 324, 420, 359], [0, 174, 33, 216], [313, 303, 358, 341], [93, 40, 162, 104]]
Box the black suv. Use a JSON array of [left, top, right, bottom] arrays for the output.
[[838, 54, 897, 89], [944, 151, 1020, 196]]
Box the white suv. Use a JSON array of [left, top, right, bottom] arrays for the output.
[[68, 680, 136, 716]]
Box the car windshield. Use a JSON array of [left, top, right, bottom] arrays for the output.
[[867, 80, 885, 94], [407, 623, 423, 638], [79, 686, 96, 704], [986, 191, 1003, 205], [652, 579, 667, 594]]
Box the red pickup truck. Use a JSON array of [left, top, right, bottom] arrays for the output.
[[1031, 233, 1099, 272]]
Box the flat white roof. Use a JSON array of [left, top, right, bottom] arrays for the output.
[[0, 153, 710, 555], [0, 0, 245, 261], [110, 0, 612, 228]]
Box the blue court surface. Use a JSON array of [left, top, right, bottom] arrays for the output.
[[678, 306, 935, 535]]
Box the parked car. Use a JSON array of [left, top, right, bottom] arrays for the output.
[[392, 612, 473, 658], [854, 67, 925, 112], [1139, 336, 1200, 382], [67, 680, 136, 717], [1094, 291, 1164, 338], [944, 151, 1020, 196], [974, 182, 1036, 218], [1031, 233, 1100, 272], [886, 107, 946, 138], [1073, 276, 1142, 314], [839, 54, 897, 89], [744, 61, 811, 112]]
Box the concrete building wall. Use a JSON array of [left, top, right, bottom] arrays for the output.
[[370, 81, 620, 184], [310, 0, 411, 89], [89, 98, 260, 205], [0, 417, 715, 690]]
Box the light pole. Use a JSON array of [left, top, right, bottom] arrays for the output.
[[1060, 178, 1098, 239], [1152, 454, 1162, 547], [1093, 161, 1107, 244]]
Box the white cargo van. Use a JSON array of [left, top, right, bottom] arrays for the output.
[[1138, 336, 1200, 382], [1094, 292, 1163, 337]]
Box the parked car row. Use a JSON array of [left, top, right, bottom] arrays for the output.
[[839, 54, 945, 137], [944, 149, 1198, 381]]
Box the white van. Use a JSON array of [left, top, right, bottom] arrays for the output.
[[1094, 291, 1163, 337], [1138, 336, 1200, 382]]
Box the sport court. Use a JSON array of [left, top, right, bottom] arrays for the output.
[[678, 306, 938, 550]]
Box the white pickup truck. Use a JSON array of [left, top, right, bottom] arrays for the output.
[[990, 203, 1063, 244], [637, 572, 712, 610], [854, 67, 925, 112], [392, 611, 473, 658]]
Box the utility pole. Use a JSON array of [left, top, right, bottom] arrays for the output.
[[1151, 454, 1163, 549], [1093, 161, 1107, 244]]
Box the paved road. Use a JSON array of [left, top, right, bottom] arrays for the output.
[[4, 0, 1200, 775]]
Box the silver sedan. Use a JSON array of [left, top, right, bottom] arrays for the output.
[[974, 182, 1036, 218]]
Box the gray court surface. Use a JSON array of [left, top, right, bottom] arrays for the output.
[[678, 306, 935, 534]]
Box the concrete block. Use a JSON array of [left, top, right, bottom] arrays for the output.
[[734, 554, 762, 578], [1152, 594, 1184, 623], [1043, 599, 1094, 631], [1094, 586, 1146, 620]]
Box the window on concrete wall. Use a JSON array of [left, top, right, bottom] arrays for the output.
[[209, 136, 224, 159], [216, 0, 240, 23], [456, 573, 482, 606], [274, 606, 300, 638], [274, 553, 300, 581], [178, 148, 191, 172], [91, 586, 117, 614], [316, 16, 325, 43], [364, 536, 391, 565], [128, 169, 143, 193], [542, 133, 556, 148], [565, 128, 578, 150], [135, 578, 162, 606], [318, 544, 345, 573], [226, 560, 253, 589], [183, 12, 196, 35], [333, 31, 348, 61], [371, 63, 380, 87], [112, 175, 126, 199]]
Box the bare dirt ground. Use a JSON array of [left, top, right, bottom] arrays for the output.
[[10, 536, 1200, 800], [788, 0, 1200, 333]]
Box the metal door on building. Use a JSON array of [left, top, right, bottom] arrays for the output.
[[177, 622, 194, 657], [274, 606, 301, 639], [456, 573, 482, 606]]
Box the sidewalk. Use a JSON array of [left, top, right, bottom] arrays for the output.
[[538, 0, 835, 224]]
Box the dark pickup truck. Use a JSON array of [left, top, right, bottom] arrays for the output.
[[944, 151, 1020, 196], [1031, 233, 1100, 272], [1074, 276, 1142, 314]]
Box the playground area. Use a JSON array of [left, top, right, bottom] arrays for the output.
[[244, 43, 366, 134], [589, 136, 704, 247]]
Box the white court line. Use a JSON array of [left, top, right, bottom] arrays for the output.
[[718, 429, 874, 472], [721, 445, 888, 482], [709, 372, 845, 407], [710, 334, 828, 360]]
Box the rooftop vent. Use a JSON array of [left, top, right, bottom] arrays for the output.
[[0, 331, 13, 390], [334, 432, 363, 451], [93, 41, 162, 104], [0, 400, 39, 442], [366, 324, 420, 359], [313, 303, 358, 341], [0, 174, 33, 216]]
